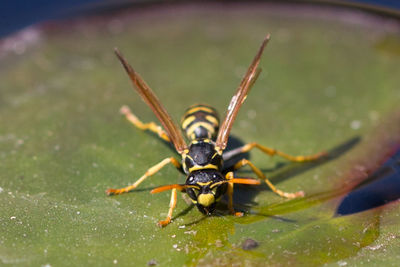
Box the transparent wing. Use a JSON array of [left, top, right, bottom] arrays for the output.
[[115, 49, 188, 154], [215, 34, 270, 151]]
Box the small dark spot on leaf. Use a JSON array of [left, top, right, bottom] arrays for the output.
[[147, 259, 157, 266], [242, 238, 259, 250]]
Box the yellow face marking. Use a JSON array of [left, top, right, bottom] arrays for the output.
[[181, 115, 196, 129], [197, 181, 212, 186], [186, 106, 214, 114], [188, 164, 218, 172], [197, 193, 215, 207], [205, 115, 219, 126]]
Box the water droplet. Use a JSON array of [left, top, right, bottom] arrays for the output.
[[350, 120, 361, 130]]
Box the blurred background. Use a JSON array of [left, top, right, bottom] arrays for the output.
[[1, 0, 400, 38]]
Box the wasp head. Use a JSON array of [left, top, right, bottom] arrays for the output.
[[185, 169, 228, 215]]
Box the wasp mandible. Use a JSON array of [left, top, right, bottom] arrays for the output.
[[107, 34, 325, 227]]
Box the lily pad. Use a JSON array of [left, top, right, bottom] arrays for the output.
[[1, 4, 400, 266]]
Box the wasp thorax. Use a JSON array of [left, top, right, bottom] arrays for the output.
[[183, 140, 223, 174], [185, 170, 228, 214]]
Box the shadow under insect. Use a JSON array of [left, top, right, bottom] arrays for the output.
[[226, 136, 361, 216], [336, 146, 400, 216]]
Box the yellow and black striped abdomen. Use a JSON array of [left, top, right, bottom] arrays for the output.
[[181, 104, 220, 141]]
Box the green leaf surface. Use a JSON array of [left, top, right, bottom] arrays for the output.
[[1, 4, 400, 266]]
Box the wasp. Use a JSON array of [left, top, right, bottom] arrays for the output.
[[107, 34, 325, 227]]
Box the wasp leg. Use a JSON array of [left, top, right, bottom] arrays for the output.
[[226, 172, 244, 217], [224, 142, 326, 162], [233, 159, 304, 199], [158, 188, 177, 227], [106, 157, 181, 195], [120, 105, 171, 143]]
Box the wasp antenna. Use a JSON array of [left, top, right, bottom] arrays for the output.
[[151, 184, 187, 194], [230, 178, 261, 185]]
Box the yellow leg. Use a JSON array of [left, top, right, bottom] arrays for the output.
[[106, 157, 181, 195], [233, 159, 304, 199], [233, 142, 326, 162], [120, 105, 170, 142], [226, 172, 244, 217], [158, 188, 177, 227]]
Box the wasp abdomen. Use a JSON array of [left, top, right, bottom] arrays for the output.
[[181, 104, 219, 140]]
